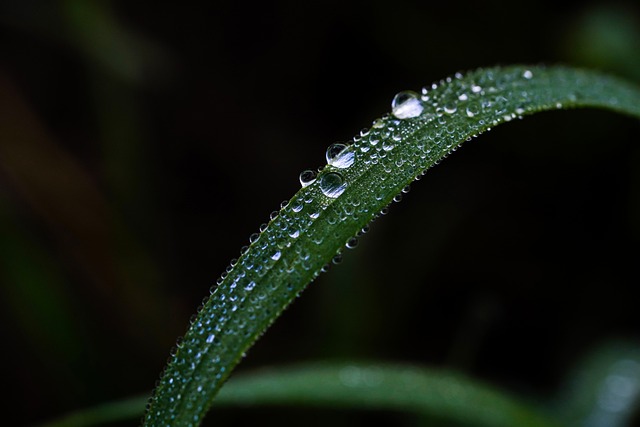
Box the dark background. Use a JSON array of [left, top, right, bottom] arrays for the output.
[[1, 1, 639, 426]]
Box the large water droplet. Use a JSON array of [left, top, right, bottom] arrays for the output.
[[326, 143, 355, 168], [299, 170, 317, 187], [523, 69, 533, 79], [391, 91, 424, 119], [320, 172, 346, 198]]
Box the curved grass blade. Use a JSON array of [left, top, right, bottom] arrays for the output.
[[144, 65, 640, 426], [38, 364, 560, 427], [215, 363, 561, 427]]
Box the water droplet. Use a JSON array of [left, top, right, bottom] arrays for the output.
[[391, 91, 424, 119], [357, 226, 369, 236], [471, 85, 482, 93], [249, 233, 259, 243], [271, 251, 282, 261], [372, 118, 385, 129], [332, 253, 343, 264], [320, 172, 346, 198], [299, 170, 317, 187], [206, 334, 215, 344], [523, 69, 533, 79], [245, 281, 256, 291], [326, 143, 355, 168], [444, 105, 457, 115], [346, 237, 358, 249], [458, 93, 468, 101]]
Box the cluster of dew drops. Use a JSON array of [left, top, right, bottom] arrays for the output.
[[205, 66, 541, 315], [146, 68, 542, 427]]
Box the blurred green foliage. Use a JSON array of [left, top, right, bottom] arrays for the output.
[[0, 1, 639, 426]]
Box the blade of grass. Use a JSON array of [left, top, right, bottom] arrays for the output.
[[145, 65, 640, 427], [37, 363, 561, 427]]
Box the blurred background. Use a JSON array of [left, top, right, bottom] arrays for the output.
[[1, 1, 640, 426]]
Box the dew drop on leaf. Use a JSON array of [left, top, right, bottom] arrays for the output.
[[299, 169, 317, 187], [391, 91, 424, 119], [326, 143, 355, 168], [320, 172, 346, 198], [346, 237, 358, 249]]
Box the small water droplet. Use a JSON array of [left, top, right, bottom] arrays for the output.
[[391, 91, 424, 119], [523, 69, 533, 79], [372, 118, 385, 129], [458, 93, 468, 101], [326, 143, 355, 168], [249, 233, 259, 243], [299, 170, 317, 187], [471, 85, 482, 93], [320, 172, 346, 198], [206, 334, 215, 344], [346, 237, 358, 249], [271, 251, 282, 261], [332, 253, 343, 264], [245, 281, 256, 291], [443, 105, 457, 115]]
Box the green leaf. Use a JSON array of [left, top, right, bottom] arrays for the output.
[[37, 364, 560, 427], [214, 363, 560, 427], [144, 65, 640, 426]]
